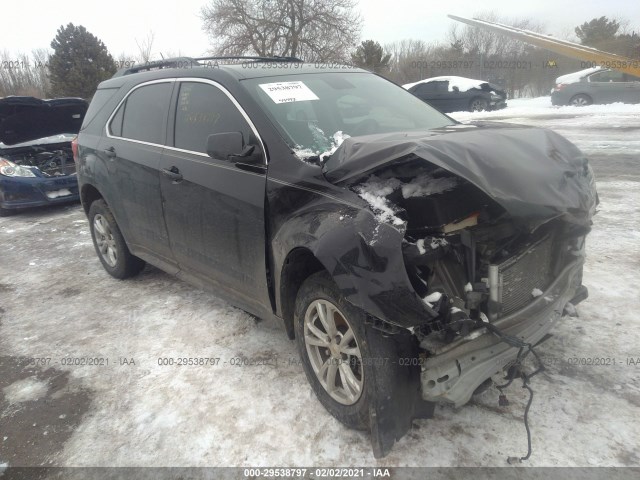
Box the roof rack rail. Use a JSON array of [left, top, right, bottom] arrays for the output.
[[112, 57, 199, 77], [194, 55, 304, 63], [112, 55, 305, 77]]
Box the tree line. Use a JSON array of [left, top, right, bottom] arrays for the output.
[[1, 1, 638, 100]]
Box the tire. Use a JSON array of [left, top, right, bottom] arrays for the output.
[[469, 97, 489, 112], [88, 199, 145, 279], [294, 271, 375, 430], [569, 94, 592, 107]]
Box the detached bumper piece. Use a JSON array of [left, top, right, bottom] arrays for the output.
[[421, 258, 585, 407]]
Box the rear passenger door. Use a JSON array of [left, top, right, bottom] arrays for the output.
[[102, 80, 177, 271], [159, 79, 270, 314], [586, 69, 627, 103]]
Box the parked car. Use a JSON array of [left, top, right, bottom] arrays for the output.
[[76, 58, 596, 457], [0, 96, 87, 216], [551, 66, 640, 106], [403, 76, 507, 112]]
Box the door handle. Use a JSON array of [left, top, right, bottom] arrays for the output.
[[103, 146, 116, 158], [161, 166, 183, 182]]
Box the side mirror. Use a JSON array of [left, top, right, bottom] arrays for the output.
[[206, 132, 245, 160], [452, 86, 460, 93]]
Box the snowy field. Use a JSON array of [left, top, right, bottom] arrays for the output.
[[1, 97, 639, 469]]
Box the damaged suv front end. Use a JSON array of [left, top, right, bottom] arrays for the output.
[[242, 69, 597, 456], [323, 124, 596, 408]]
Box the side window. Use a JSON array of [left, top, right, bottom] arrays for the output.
[[109, 103, 124, 137], [110, 82, 172, 144], [588, 70, 625, 83], [173, 82, 253, 154], [434, 81, 449, 93], [414, 83, 436, 94]]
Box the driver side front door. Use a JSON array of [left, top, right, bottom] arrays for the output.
[[159, 79, 271, 316]]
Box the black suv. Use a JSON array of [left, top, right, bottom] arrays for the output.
[[76, 57, 597, 457]]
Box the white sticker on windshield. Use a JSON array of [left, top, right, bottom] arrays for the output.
[[259, 81, 319, 104]]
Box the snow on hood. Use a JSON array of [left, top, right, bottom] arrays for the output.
[[293, 130, 350, 164], [0, 96, 88, 146], [353, 171, 460, 226], [322, 122, 598, 225], [555, 66, 602, 85], [403, 76, 490, 92]]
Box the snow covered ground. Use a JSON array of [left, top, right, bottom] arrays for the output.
[[1, 98, 639, 468], [451, 97, 640, 157]]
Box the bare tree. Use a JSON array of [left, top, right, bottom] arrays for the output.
[[447, 12, 544, 58], [0, 49, 51, 97], [136, 31, 155, 63], [445, 12, 551, 98], [384, 39, 438, 85], [200, 0, 362, 62]]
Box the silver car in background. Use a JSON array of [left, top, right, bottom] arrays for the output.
[[551, 67, 640, 106]]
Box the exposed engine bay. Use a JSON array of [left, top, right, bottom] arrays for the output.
[[348, 156, 589, 345], [0, 142, 76, 177]]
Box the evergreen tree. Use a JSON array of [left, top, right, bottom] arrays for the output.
[[49, 23, 116, 98], [575, 17, 620, 46], [351, 40, 391, 74]]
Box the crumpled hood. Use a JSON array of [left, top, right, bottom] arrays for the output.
[[0, 96, 88, 146], [323, 122, 598, 224]]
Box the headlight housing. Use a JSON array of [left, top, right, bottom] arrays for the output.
[[0, 158, 36, 177]]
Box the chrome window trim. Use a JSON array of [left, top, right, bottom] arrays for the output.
[[104, 77, 269, 164]]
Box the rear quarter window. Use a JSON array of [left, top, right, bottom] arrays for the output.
[[81, 88, 119, 130]]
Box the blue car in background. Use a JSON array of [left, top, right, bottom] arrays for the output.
[[0, 96, 87, 216]]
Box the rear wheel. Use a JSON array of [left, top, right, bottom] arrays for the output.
[[469, 97, 489, 112], [569, 94, 592, 106], [88, 199, 145, 279], [295, 271, 376, 430]]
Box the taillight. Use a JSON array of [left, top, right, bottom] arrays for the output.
[[71, 136, 79, 163], [554, 83, 566, 91]]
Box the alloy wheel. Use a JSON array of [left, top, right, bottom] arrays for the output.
[[470, 99, 486, 111], [570, 96, 590, 106], [303, 299, 364, 405], [93, 214, 118, 267]]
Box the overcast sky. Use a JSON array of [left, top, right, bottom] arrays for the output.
[[2, 0, 638, 59]]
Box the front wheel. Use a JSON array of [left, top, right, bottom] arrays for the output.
[[295, 271, 377, 430], [88, 199, 145, 279], [469, 97, 489, 112]]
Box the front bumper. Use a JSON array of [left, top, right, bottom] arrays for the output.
[[0, 174, 79, 210], [421, 258, 585, 407]]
